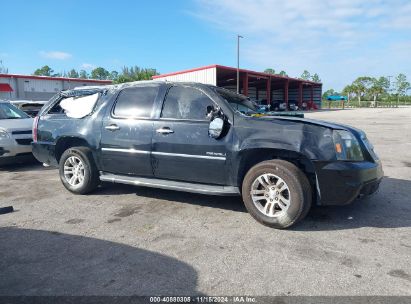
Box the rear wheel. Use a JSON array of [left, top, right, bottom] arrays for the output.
[[242, 160, 312, 229], [59, 147, 99, 194]]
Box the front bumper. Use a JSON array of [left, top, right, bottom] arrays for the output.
[[314, 160, 383, 205], [0, 136, 33, 165], [0, 137, 32, 157]]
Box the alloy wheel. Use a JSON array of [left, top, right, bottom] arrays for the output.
[[63, 156, 85, 187], [250, 173, 291, 217]]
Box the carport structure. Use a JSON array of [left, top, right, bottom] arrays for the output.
[[153, 64, 322, 109]]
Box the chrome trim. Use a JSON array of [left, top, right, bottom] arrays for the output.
[[156, 127, 174, 134], [99, 173, 239, 196], [101, 148, 150, 154], [101, 148, 226, 160], [105, 125, 120, 131], [315, 173, 321, 200], [152, 151, 226, 160]]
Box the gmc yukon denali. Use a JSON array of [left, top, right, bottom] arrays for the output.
[[32, 81, 383, 228]]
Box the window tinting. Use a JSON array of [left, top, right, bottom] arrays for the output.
[[113, 86, 159, 118], [161, 86, 214, 120]]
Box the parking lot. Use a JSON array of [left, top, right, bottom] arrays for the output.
[[0, 107, 410, 296]]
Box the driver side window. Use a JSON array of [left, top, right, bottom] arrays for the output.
[[161, 86, 214, 120]]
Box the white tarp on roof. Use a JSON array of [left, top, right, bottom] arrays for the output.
[[60, 93, 99, 118]]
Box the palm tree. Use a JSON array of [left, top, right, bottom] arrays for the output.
[[342, 85, 355, 106]]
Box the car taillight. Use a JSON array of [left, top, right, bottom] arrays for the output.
[[33, 116, 39, 142]]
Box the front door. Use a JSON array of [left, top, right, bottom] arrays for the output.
[[152, 85, 230, 185], [100, 85, 160, 176]]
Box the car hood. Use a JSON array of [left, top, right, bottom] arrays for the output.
[[0, 118, 34, 132], [252, 115, 350, 130]]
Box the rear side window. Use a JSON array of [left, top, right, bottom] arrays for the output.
[[161, 86, 214, 120], [113, 86, 159, 118]]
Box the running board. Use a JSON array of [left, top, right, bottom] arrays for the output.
[[99, 173, 240, 196]]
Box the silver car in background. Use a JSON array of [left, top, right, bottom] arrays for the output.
[[0, 101, 34, 165]]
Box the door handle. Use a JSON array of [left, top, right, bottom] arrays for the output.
[[105, 124, 120, 131], [156, 127, 174, 134]]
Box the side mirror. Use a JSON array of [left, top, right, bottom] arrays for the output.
[[209, 117, 224, 139], [206, 105, 215, 114]]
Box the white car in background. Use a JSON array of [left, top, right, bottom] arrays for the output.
[[10, 100, 47, 117], [0, 101, 34, 165]]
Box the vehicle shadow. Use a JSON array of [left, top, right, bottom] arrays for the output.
[[96, 183, 247, 213], [0, 159, 53, 173], [0, 227, 201, 296], [94, 177, 410, 230], [294, 177, 411, 231]]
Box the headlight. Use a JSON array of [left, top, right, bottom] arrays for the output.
[[333, 130, 364, 161], [0, 129, 10, 139]]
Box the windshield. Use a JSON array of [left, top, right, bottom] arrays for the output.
[[0, 103, 30, 119], [214, 88, 259, 115]]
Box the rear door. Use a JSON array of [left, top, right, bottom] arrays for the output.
[[100, 84, 161, 176], [152, 85, 229, 185]]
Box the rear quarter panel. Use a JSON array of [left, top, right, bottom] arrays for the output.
[[36, 92, 116, 166]]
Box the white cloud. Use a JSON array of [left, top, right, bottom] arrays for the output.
[[191, 0, 411, 90], [381, 2, 411, 29], [80, 63, 96, 70], [39, 51, 72, 60]]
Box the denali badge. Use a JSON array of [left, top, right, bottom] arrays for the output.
[[206, 152, 226, 157]]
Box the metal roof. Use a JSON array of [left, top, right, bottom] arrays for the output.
[[152, 64, 322, 85], [0, 73, 112, 84]]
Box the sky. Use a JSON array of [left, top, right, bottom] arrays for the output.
[[1, 0, 410, 91]]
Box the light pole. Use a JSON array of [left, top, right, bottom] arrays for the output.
[[387, 75, 394, 107], [237, 35, 243, 94]]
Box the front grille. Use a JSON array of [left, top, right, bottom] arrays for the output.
[[15, 138, 32, 145], [12, 130, 32, 135]]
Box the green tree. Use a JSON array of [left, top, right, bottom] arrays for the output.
[[369, 77, 389, 107], [351, 76, 373, 106], [90, 67, 110, 80], [342, 84, 355, 104], [311, 73, 321, 83], [34, 65, 54, 76], [114, 66, 159, 84], [300, 70, 311, 80], [278, 70, 288, 77], [67, 69, 79, 78], [116, 74, 133, 83], [79, 70, 88, 79], [264, 68, 276, 75], [395, 73, 410, 107], [109, 70, 119, 81]]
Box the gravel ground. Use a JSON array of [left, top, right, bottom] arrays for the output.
[[0, 107, 410, 296]]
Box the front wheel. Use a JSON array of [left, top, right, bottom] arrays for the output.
[[59, 147, 99, 194], [242, 160, 312, 229]]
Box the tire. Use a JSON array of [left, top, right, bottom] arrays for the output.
[[59, 147, 99, 194], [242, 160, 312, 229]]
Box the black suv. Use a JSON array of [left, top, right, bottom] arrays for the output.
[[32, 82, 383, 228]]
